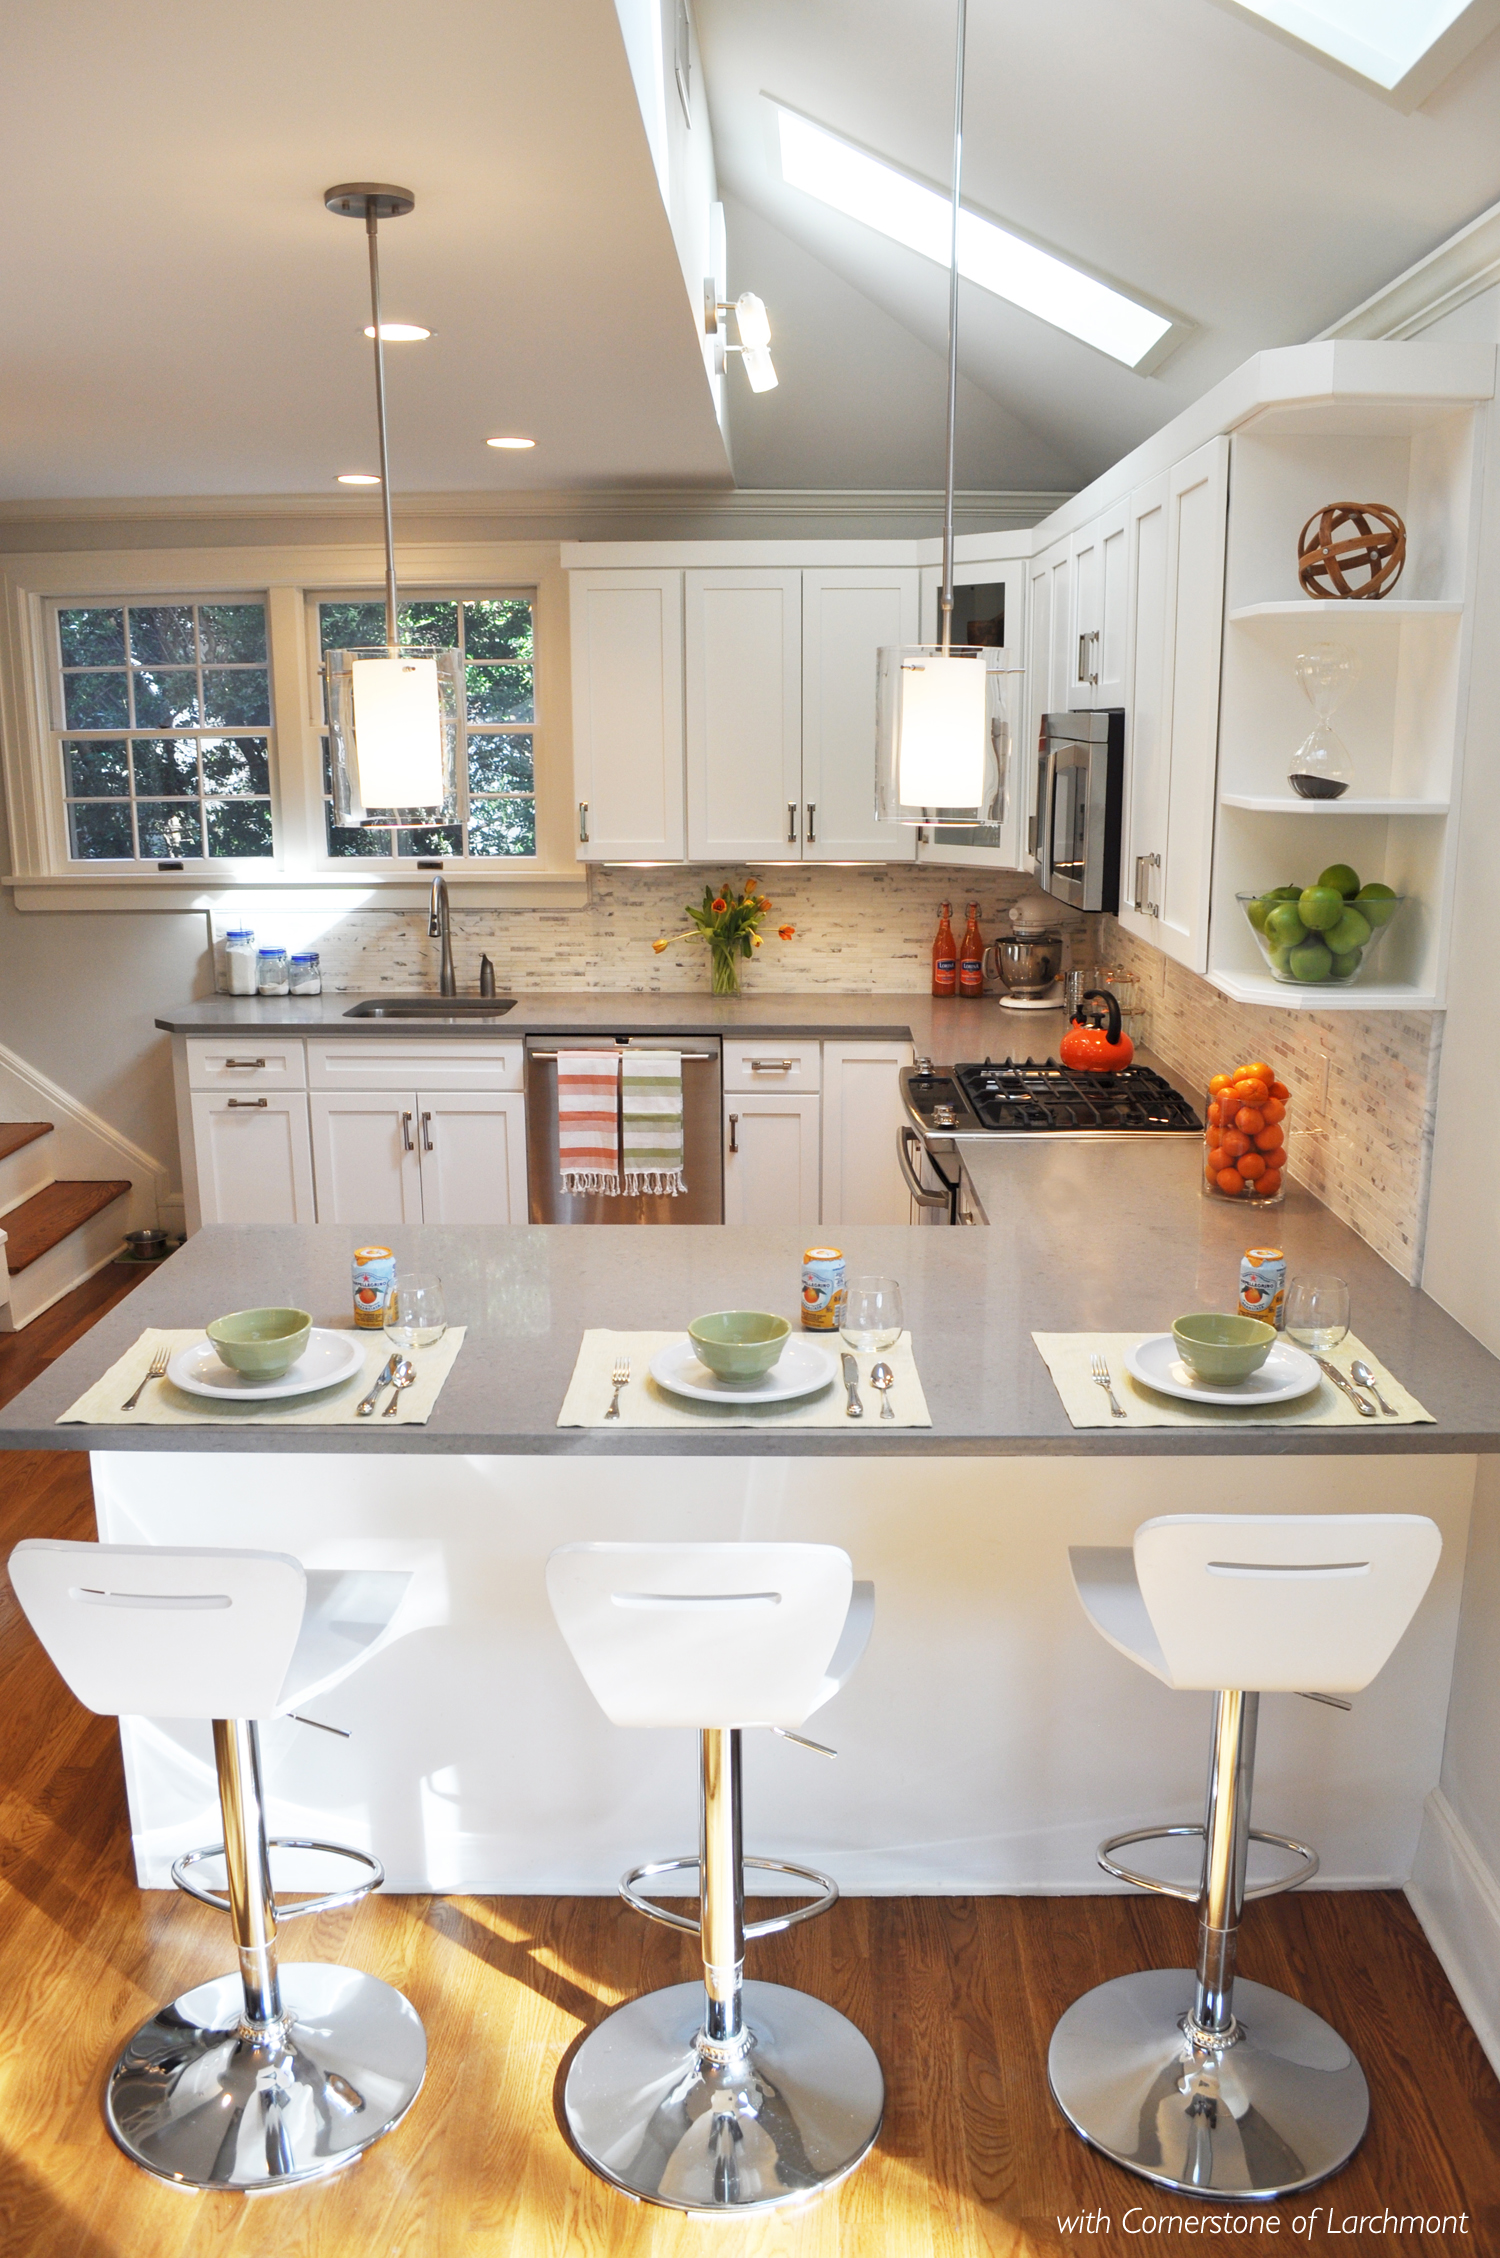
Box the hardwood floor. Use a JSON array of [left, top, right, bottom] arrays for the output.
[[0, 1278, 1495, 2255]]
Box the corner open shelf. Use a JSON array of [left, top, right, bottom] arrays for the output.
[[1209, 968, 1440, 1012], [1227, 599, 1463, 623], [1219, 795, 1449, 815]]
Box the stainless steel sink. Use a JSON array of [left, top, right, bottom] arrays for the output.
[[343, 997, 518, 1018]]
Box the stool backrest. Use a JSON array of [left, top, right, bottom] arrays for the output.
[[1132, 1514, 1442, 1693], [8, 1540, 307, 1720], [547, 1541, 854, 1729]]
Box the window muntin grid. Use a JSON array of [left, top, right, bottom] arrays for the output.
[[53, 601, 274, 862], [317, 595, 536, 860]]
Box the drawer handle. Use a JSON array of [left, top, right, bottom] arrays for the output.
[[401, 1110, 414, 1152], [421, 1110, 434, 1153], [226, 1097, 268, 1109], [223, 1057, 267, 1069], [728, 1112, 739, 1154], [748, 1058, 794, 1072]]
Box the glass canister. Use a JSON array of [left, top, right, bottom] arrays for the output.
[[225, 927, 257, 995], [289, 951, 322, 995], [256, 946, 289, 996], [1203, 1061, 1289, 1208]]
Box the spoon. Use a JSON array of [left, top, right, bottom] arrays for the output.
[[381, 1356, 416, 1417], [1350, 1359, 1398, 1416], [356, 1354, 398, 1418], [870, 1361, 895, 1420]]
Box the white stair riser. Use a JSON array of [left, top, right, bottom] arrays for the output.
[[0, 1135, 54, 1216], [0, 1203, 128, 1331]]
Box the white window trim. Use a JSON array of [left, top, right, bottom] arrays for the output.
[[0, 537, 587, 909]]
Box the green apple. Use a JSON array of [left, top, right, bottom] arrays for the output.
[[1319, 863, 1362, 901], [1357, 882, 1398, 928], [1289, 940, 1334, 981], [1267, 944, 1295, 976], [1266, 901, 1308, 947], [1245, 895, 1272, 933], [1326, 907, 1372, 955], [1331, 948, 1363, 978], [1269, 885, 1302, 900], [1299, 885, 1344, 932]]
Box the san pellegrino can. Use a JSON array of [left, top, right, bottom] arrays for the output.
[[352, 1245, 396, 1329], [1239, 1247, 1287, 1328], [801, 1246, 846, 1331]]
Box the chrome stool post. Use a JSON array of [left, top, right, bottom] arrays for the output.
[[6, 1540, 426, 2193], [1049, 1517, 1442, 2204], [548, 1543, 884, 2214]]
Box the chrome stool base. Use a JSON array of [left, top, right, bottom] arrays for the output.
[[106, 1963, 427, 2192], [563, 1978, 884, 2214], [1048, 1968, 1369, 2202]]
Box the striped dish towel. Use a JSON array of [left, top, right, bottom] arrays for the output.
[[622, 1050, 686, 1197], [558, 1050, 621, 1194]]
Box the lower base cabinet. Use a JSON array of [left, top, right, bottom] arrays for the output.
[[309, 1089, 527, 1226], [821, 1040, 916, 1225], [186, 1092, 317, 1226], [722, 1093, 822, 1228]]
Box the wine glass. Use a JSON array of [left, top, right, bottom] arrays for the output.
[[1283, 1275, 1350, 1354], [384, 1274, 447, 1354], [839, 1276, 903, 1354]]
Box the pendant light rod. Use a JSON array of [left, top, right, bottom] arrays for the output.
[[324, 184, 417, 652], [939, 0, 967, 656]]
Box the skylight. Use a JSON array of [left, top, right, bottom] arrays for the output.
[[774, 104, 1174, 371], [1219, 0, 1484, 98]]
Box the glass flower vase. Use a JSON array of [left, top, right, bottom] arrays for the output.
[[710, 941, 741, 995]]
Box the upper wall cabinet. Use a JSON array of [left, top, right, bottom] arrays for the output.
[[685, 569, 804, 863], [1069, 498, 1129, 710], [570, 570, 686, 861], [802, 567, 919, 861]]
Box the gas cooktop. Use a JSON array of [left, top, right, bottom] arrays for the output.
[[902, 1058, 1202, 1139]]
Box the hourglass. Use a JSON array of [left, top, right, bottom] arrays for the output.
[[1289, 641, 1359, 800]]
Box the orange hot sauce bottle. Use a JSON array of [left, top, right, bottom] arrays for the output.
[[958, 901, 985, 997], [932, 902, 957, 997]]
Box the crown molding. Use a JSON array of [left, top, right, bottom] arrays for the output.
[[1320, 198, 1500, 342]]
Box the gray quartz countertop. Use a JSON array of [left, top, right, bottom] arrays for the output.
[[6, 1148, 1499, 1457], [156, 989, 1061, 1055]]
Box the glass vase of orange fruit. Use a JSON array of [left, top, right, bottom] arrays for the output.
[[1203, 1057, 1290, 1206]]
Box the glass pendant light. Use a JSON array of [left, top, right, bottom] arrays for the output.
[[323, 184, 462, 829], [874, 0, 998, 828]]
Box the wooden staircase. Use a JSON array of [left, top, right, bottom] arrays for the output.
[[0, 1121, 131, 1331]]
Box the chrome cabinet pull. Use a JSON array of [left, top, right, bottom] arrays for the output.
[[223, 1057, 266, 1069], [578, 801, 589, 844], [226, 1097, 267, 1109], [528, 1048, 717, 1061], [749, 1057, 794, 1072], [1078, 632, 1090, 682], [787, 802, 798, 843], [728, 1112, 739, 1154], [806, 802, 816, 843], [401, 1110, 414, 1152], [420, 1110, 434, 1153]]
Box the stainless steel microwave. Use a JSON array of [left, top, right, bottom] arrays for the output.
[[1032, 709, 1124, 914]]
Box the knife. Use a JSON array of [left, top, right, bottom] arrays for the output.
[[1315, 1356, 1377, 1418], [355, 1353, 398, 1418], [841, 1353, 864, 1419]]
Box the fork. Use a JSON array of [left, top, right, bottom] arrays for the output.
[[1090, 1353, 1127, 1420], [604, 1357, 631, 1420], [122, 1346, 170, 1412]]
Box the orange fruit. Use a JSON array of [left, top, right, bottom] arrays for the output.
[[1238, 1152, 1266, 1180], [1254, 1125, 1282, 1153], [1235, 1106, 1266, 1135], [1209, 1073, 1231, 1095], [1216, 1168, 1245, 1195], [1262, 1096, 1286, 1125], [1259, 1169, 1282, 1197], [1236, 1079, 1270, 1106], [1269, 1080, 1289, 1102], [1221, 1129, 1251, 1160], [1207, 1100, 1222, 1127]]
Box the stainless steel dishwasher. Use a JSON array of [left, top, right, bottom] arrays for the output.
[[525, 1037, 724, 1223]]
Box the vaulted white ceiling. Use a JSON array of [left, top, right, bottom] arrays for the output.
[[701, 0, 1500, 489]]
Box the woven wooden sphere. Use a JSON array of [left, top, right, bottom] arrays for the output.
[[1297, 502, 1406, 600]]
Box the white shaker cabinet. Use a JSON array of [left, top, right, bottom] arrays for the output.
[[570, 570, 685, 861], [186, 1093, 316, 1229], [685, 569, 803, 862], [1117, 473, 1171, 940], [309, 1089, 528, 1226], [309, 1094, 424, 1225], [820, 1040, 916, 1226], [1157, 437, 1230, 972], [801, 566, 919, 861], [1070, 498, 1129, 709], [722, 1094, 822, 1228]]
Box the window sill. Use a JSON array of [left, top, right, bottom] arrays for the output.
[[4, 867, 590, 912]]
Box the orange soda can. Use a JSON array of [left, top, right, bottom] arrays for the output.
[[1239, 1247, 1286, 1328]]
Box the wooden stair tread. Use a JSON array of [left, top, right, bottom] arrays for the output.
[[0, 1122, 52, 1163], [0, 1180, 130, 1272]]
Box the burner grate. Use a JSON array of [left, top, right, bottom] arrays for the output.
[[953, 1058, 1201, 1135]]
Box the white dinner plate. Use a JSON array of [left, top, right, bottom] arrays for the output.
[[649, 1335, 839, 1407], [1124, 1333, 1321, 1409], [167, 1328, 366, 1401]]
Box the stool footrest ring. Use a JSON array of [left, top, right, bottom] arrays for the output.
[[620, 1853, 839, 1939], [1097, 1822, 1319, 1903], [171, 1837, 384, 1920]]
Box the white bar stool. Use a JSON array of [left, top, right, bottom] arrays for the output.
[[7, 1538, 426, 2192], [546, 1539, 884, 2214], [1049, 1512, 1442, 2203]]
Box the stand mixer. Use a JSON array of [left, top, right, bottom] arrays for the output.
[[983, 894, 1065, 1010]]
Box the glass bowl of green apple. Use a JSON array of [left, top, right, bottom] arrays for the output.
[[1239, 864, 1402, 986]]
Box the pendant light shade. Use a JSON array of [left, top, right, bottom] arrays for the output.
[[326, 645, 462, 825], [875, 645, 999, 824]]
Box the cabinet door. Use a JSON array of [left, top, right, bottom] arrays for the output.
[[801, 566, 918, 861], [416, 1091, 528, 1224], [1158, 437, 1230, 972], [722, 1094, 821, 1228], [685, 569, 803, 862], [1070, 516, 1101, 702], [820, 1040, 916, 1226], [188, 1093, 315, 1226], [1118, 473, 1170, 943], [309, 1093, 423, 1225], [1024, 543, 1057, 869], [1094, 497, 1130, 707], [569, 570, 685, 860]]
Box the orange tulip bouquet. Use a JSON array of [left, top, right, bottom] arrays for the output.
[[654, 879, 796, 995]]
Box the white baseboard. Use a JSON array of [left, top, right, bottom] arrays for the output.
[[1406, 1787, 1500, 2079]]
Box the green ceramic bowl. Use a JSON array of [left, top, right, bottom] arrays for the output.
[[206, 1305, 313, 1381], [1172, 1312, 1276, 1386], [688, 1309, 791, 1384]]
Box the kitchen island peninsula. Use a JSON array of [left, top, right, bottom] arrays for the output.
[[2, 1172, 1495, 1910]]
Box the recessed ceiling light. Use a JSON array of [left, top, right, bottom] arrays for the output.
[[363, 322, 431, 342], [774, 102, 1177, 370], [486, 435, 536, 450], [336, 472, 381, 486]]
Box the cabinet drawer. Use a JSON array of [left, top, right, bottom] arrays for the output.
[[186, 1038, 306, 1091], [722, 1041, 820, 1093], [307, 1040, 524, 1092]]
